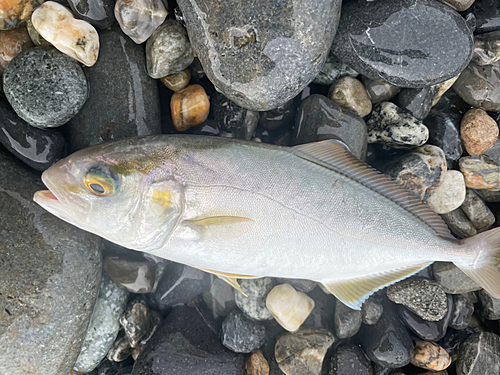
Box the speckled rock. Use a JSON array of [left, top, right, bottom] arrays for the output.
[[461, 189, 496, 231], [177, 0, 343, 111], [103, 255, 156, 294], [235, 278, 274, 321], [440, 208, 477, 239], [361, 295, 383, 325], [449, 294, 474, 330], [335, 299, 362, 339], [427, 170, 466, 214], [411, 340, 451, 372], [222, 311, 266, 353], [292, 94, 367, 159], [387, 278, 448, 322], [466, 0, 500, 34], [478, 290, 500, 320], [328, 76, 371, 118], [461, 108, 499, 156], [459, 155, 500, 190], [0, 26, 34, 73], [425, 112, 464, 169], [329, 344, 373, 375], [361, 76, 400, 104], [367, 102, 429, 148], [67, 0, 116, 29], [313, 50, 358, 85], [247, 350, 270, 375], [259, 99, 295, 131], [0, 0, 44, 30], [0, 147, 103, 375], [73, 274, 129, 373], [4, 47, 88, 128], [202, 275, 237, 318], [433, 262, 481, 294], [332, 0, 474, 88], [160, 69, 191, 92], [456, 332, 500, 375]]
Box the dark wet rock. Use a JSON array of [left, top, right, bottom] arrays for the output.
[[4, 47, 88, 128], [431, 89, 471, 115], [440, 208, 478, 239], [0, 99, 66, 171], [67, 0, 115, 29], [332, 0, 474, 88], [177, 0, 342, 111], [103, 255, 156, 294], [478, 290, 500, 320], [212, 92, 258, 140], [152, 262, 210, 309], [235, 278, 274, 321], [359, 302, 413, 368], [472, 31, 500, 66], [424, 112, 463, 169], [362, 295, 384, 325], [439, 326, 475, 356], [107, 333, 134, 363], [328, 76, 372, 118], [131, 305, 245, 375], [0, 147, 103, 375], [459, 155, 500, 190], [222, 311, 266, 353], [292, 94, 367, 160], [335, 299, 362, 339], [360, 76, 400, 104], [456, 332, 500, 375], [259, 100, 295, 131], [433, 262, 481, 294], [466, 0, 500, 34], [188, 119, 221, 136], [449, 294, 474, 330], [461, 189, 496, 231], [120, 302, 152, 348], [275, 279, 316, 293], [202, 275, 237, 318], [367, 102, 429, 148], [302, 287, 336, 331], [431, 76, 461, 107], [313, 50, 359, 85], [475, 188, 500, 202], [395, 87, 437, 121], [93, 358, 135, 375], [329, 344, 373, 375], [66, 25, 161, 152]]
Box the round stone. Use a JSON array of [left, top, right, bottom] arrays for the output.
[[459, 155, 500, 190], [0, 26, 34, 73], [472, 31, 500, 66], [328, 76, 372, 117], [426, 170, 466, 214], [235, 278, 274, 321], [411, 340, 451, 372], [461, 108, 499, 156], [361, 76, 401, 104], [3, 47, 88, 128], [171, 84, 210, 132], [160, 69, 191, 92]]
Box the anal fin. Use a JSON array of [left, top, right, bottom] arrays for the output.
[[193, 266, 260, 296], [322, 262, 432, 310]]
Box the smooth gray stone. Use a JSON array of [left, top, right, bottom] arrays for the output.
[[440, 208, 477, 239], [67, 0, 116, 29], [433, 262, 481, 294], [0, 148, 103, 375], [335, 300, 362, 339], [478, 290, 500, 320], [177, 0, 343, 111], [461, 189, 496, 232]]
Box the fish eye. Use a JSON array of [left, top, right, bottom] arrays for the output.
[[84, 168, 116, 196], [87, 181, 107, 195]]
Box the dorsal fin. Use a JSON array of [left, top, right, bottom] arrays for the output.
[[291, 140, 454, 240]]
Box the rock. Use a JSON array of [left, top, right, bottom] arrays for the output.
[[152, 262, 210, 309], [461, 189, 496, 231], [67, 0, 116, 29], [114, 0, 167, 44], [431, 89, 471, 116], [367, 102, 429, 148], [259, 100, 295, 131], [329, 344, 373, 375], [131, 305, 245, 375], [332, 0, 473, 88], [107, 333, 134, 362], [360, 302, 413, 368], [449, 294, 474, 330], [0, 147, 103, 375], [66, 25, 161, 152], [383, 145, 447, 200], [266, 284, 315, 332], [0, 0, 44, 30], [387, 278, 448, 322], [361, 76, 400, 104], [275, 328, 334, 375], [0, 26, 34, 73], [4, 47, 88, 128], [439, 326, 475, 355], [313, 50, 359, 85], [433, 262, 481, 294], [103, 255, 156, 294], [73, 274, 129, 373], [361, 295, 383, 325], [395, 87, 437, 121], [411, 340, 451, 372], [26, 18, 50, 47], [461, 108, 499, 156], [292, 94, 367, 159], [247, 350, 270, 375], [160, 69, 191, 92], [120, 302, 152, 348], [466, 0, 500, 34], [177, 0, 342, 111], [456, 332, 500, 375], [459, 155, 500, 190], [146, 19, 193, 79], [235, 278, 274, 321], [275, 279, 316, 294], [170, 84, 210, 132], [431, 76, 460, 108], [478, 290, 500, 320], [302, 288, 336, 331], [484, 138, 500, 167], [32, 2, 100, 66], [0, 99, 66, 171], [222, 311, 266, 353], [334, 299, 362, 339], [427, 170, 466, 214], [202, 275, 237, 318], [440, 208, 478, 239], [425, 112, 464, 169], [472, 31, 500, 66], [442, 0, 475, 12], [474, 188, 500, 202], [328, 76, 371, 118]]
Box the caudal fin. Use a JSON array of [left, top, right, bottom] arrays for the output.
[[455, 227, 500, 298]]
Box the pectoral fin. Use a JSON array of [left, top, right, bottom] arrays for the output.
[[184, 216, 254, 240], [322, 262, 432, 310], [193, 266, 260, 296]]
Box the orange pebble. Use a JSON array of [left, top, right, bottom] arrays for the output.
[[171, 84, 210, 132]]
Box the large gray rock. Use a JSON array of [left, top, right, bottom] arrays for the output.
[[0, 147, 103, 375], [177, 0, 342, 111]]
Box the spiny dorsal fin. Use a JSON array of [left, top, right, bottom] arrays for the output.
[[291, 140, 454, 240]]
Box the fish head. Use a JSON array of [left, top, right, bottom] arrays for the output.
[[33, 140, 185, 251]]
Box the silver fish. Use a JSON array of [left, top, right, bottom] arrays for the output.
[[33, 135, 500, 309]]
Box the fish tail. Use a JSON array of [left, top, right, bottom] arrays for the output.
[[455, 227, 500, 298]]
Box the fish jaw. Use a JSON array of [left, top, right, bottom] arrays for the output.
[[34, 189, 77, 225]]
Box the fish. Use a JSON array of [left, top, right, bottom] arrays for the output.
[[33, 135, 500, 310]]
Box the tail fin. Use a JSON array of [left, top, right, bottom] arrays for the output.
[[455, 227, 500, 299]]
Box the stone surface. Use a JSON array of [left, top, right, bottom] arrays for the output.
[[433, 262, 481, 294], [411, 340, 451, 372], [104, 255, 156, 294], [395, 87, 437, 121], [329, 344, 373, 375], [478, 290, 500, 320], [177, 0, 343, 111], [334, 299, 362, 339], [332, 0, 474, 88], [0, 0, 44, 30], [114, 0, 167, 44], [367, 102, 429, 148], [292, 94, 367, 159], [387, 278, 448, 322], [427, 170, 466, 214], [67, 0, 116, 29], [475, 188, 500, 202], [461, 108, 498, 156], [160, 69, 191, 92], [461, 189, 496, 231], [456, 332, 500, 375], [0, 26, 34, 73], [466, 0, 500, 34], [0, 99, 66, 171], [459, 155, 500, 190], [432, 76, 460, 107], [120, 302, 151, 348], [449, 294, 474, 330], [301, 287, 336, 331], [211, 91, 258, 139], [440, 208, 477, 239], [431, 89, 471, 115], [259, 99, 295, 131], [26, 18, 50, 46], [73, 274, 129, 373], [222, 311, 266, 353], [473, 31, 500, 66], [361, 76, 400, 104], [4, 47, 88, 128], [313, 49, 359, 85], [247, 350, 270, 375], [107, 333, 134, 362], [66, 25, 161, 152], [361, 295, 383, 325], [0, 147, 103, 375], [32, 1, 100, 67], [146, 19, 193, 79], [442, 0, 475, 12], [202, 275, 237, 317], [425, 112, 464, 169], [171, 84, 210, 132], [235, 278, 274, 321], [131, 305, 245, 375], [275, 328, 334, 375], [275, 279, 316, 294], [328, 76, 371, 117]]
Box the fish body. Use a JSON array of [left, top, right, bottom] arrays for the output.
[[34, 135, 500, 309]]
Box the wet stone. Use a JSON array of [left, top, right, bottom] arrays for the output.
[[367, 102, 429, 148], [478, 290, 500, 320], [475, 188, 500, 202], [146, 19, 193, 79], [459, 155, 500, 190], [466, 0, 500, 34], [449, 294, 474, 330], [431, 76, 460, 107], [247, 350, 270, 375], [328, 76, 371, 118], [395, 87, 437, 121], [361, 76, 401, 104], [329, 344, 373, 375], [472, 31, 500, 66], [0, 26, 34, 73], [275, 279, 316, 293], [202, 275, 237, 318], [67, 0, 116, 29], [461, 108, 499, 156], [103, 255, 156, 294], [235, 278, 274, 321], [302, 288, 336, 331], [438, 327, 475, 357], [313, 50, 359, 85], [411, 340, 451, 372], [4, 47, 88, 128], [424, 112, 464, 169], [431, 89, 471, 116], [212, 91, 255, 138], [456, 332, 500, 375], [160, 69, 191, 92], [107, 333, 134, 363], [334, 299, 362, 339], [427, 170, 466, 214], [221, 109, 259, 141], [461, 189, 496, 231], [275, 328, 334, 375], [222, 311, 267, 353], [292, 94, 367, 160], [433, 262, 481, 294], [361, 295, 384, 325], [0, 0, 44, 30], [120, 302, 151, 348], [259, 99, 295, 131], [440, 209, 477, 239]]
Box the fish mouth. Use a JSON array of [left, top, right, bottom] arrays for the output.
[[34, 189, 74, 223]]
